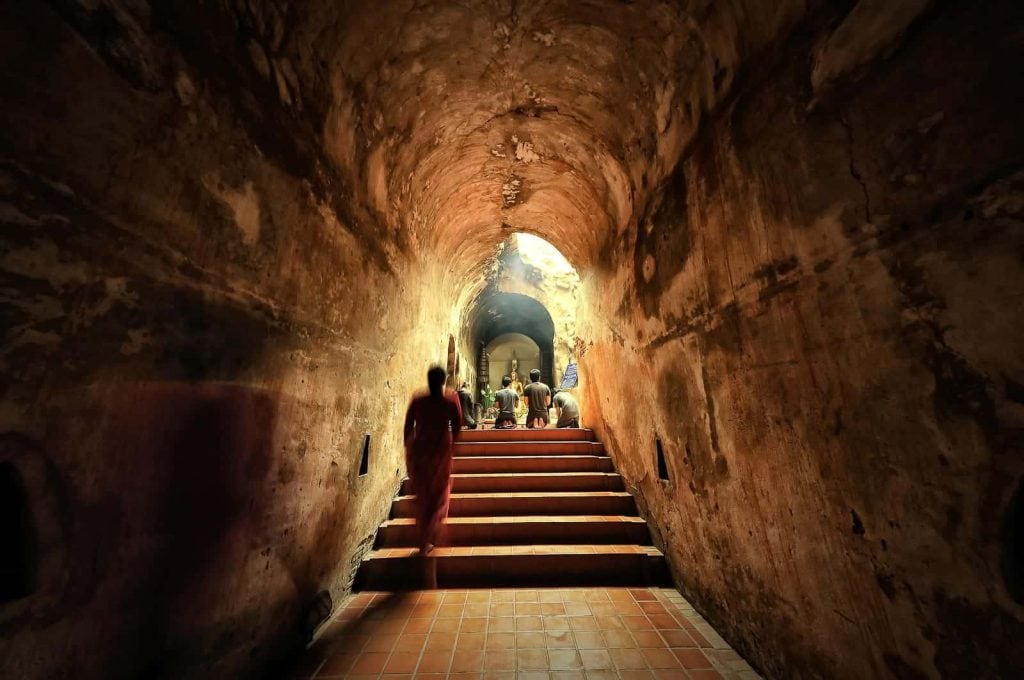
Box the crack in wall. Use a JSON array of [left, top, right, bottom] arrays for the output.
[[840, 114, 872, 224]]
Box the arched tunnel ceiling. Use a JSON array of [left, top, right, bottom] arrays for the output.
[[278, 0, 807, 274], [469, 292, 555, 351]]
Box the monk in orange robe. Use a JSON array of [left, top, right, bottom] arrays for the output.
[[403, 365, 462, 554]]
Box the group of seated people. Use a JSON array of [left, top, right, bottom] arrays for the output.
[[485, 369, 579, 430]]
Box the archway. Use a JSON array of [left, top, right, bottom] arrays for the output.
[[484, 333, 541, 392], [467, 292, 556, 391]]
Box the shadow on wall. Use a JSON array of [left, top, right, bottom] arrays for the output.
[[123, 383, 281, 674], [1, 382, 357, 678]]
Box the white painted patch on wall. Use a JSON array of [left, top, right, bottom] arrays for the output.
[[120, 328, 152, 355], [532, 31, 555, 47], [655, 81, 675, 134], [515, 139, 540, 164], [203, 175, 262, 246], [3, 327, 62, 354], [174, 71, 197, 105], [502, 176, 522, 207], [366, 145, 390, 216], [0, 240, 89, 287], [642, 254, 657, 283]]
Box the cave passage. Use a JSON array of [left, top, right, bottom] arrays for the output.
[[1, 1, 1022, 679]]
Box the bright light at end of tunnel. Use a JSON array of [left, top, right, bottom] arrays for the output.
[[515, 233, 577, 274]]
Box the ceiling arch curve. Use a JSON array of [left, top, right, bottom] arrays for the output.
[[469, 292, 555, 351]]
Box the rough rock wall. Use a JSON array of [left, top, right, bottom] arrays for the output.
[[0, 3, 457, 678], [578, 2, 1024, 678], [3, 0, 1023, 678], [306, 0, 808, 270]]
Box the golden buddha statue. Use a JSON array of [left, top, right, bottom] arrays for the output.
[[509, 367, 525, 418]]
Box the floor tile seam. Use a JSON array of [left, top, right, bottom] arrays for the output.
[[379, 632, 432, 676]]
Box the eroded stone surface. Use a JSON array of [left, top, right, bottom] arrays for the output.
[[0, 0, 1022, 679], [578, 2, 1024, 678]]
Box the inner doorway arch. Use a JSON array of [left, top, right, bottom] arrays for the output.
[[467, 292, 555, 390]]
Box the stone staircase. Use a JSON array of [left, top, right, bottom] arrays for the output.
[[353, 427, 670, 589]]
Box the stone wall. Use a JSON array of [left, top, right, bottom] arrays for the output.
[[0, 3, 457, 677], [578, 2, 1024, 678], [2, 1, 1022, 679]]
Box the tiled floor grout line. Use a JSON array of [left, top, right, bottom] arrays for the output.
[[299, 588, 762, 679]]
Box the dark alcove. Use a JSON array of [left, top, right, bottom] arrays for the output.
[[0, 461, 38, 602]]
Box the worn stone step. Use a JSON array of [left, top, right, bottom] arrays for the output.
[[452, 455, 614, 474], [375, 515, 651, 547], [455, 441, 605, 457], [356, 427, 664, 592], [460, 428, 595, 442], [391, 491, 637, 518], [400, 472, 624, 495], [353, 545, 671, 589]]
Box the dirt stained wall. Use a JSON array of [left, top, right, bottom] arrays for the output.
[[2, 1, 1023, 678], [578, 3, 1024, 678], [0, 3, 455, 678]]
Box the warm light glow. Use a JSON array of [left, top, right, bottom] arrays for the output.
[[515, 233, 578, 275]]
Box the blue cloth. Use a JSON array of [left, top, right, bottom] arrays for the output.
[[559, 363, 578, 389]]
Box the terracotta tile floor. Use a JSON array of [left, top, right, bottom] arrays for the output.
[[288, 588, 761, 680]]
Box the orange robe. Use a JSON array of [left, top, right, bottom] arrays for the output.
[[403, 391, 462, 551]]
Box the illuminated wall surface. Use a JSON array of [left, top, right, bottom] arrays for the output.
[[1, 1, 1022, 678]]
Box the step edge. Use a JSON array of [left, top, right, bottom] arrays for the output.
[[453, 455, 610, 459], [448, 472, 622, 478], [382, 515, 648, 526], [363, 546, 666, 559], [456, 442, 603, 447], [395, 491, 635, 499]]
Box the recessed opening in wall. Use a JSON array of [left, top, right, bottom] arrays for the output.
[[1001, 478, 1024, 602], [0, 461, 37, 602], [446, 335, 457, 387], [656, 437, 670, 482], [358, 435, 370, 477]]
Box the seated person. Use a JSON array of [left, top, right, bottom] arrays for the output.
[[523, 369, 552, 429], [552, 389, 580, 428], [493, 375, 519, 429], [457, 382, 477, 429]]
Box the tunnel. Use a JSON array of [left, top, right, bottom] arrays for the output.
[[1, 1, 1023, 679]]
